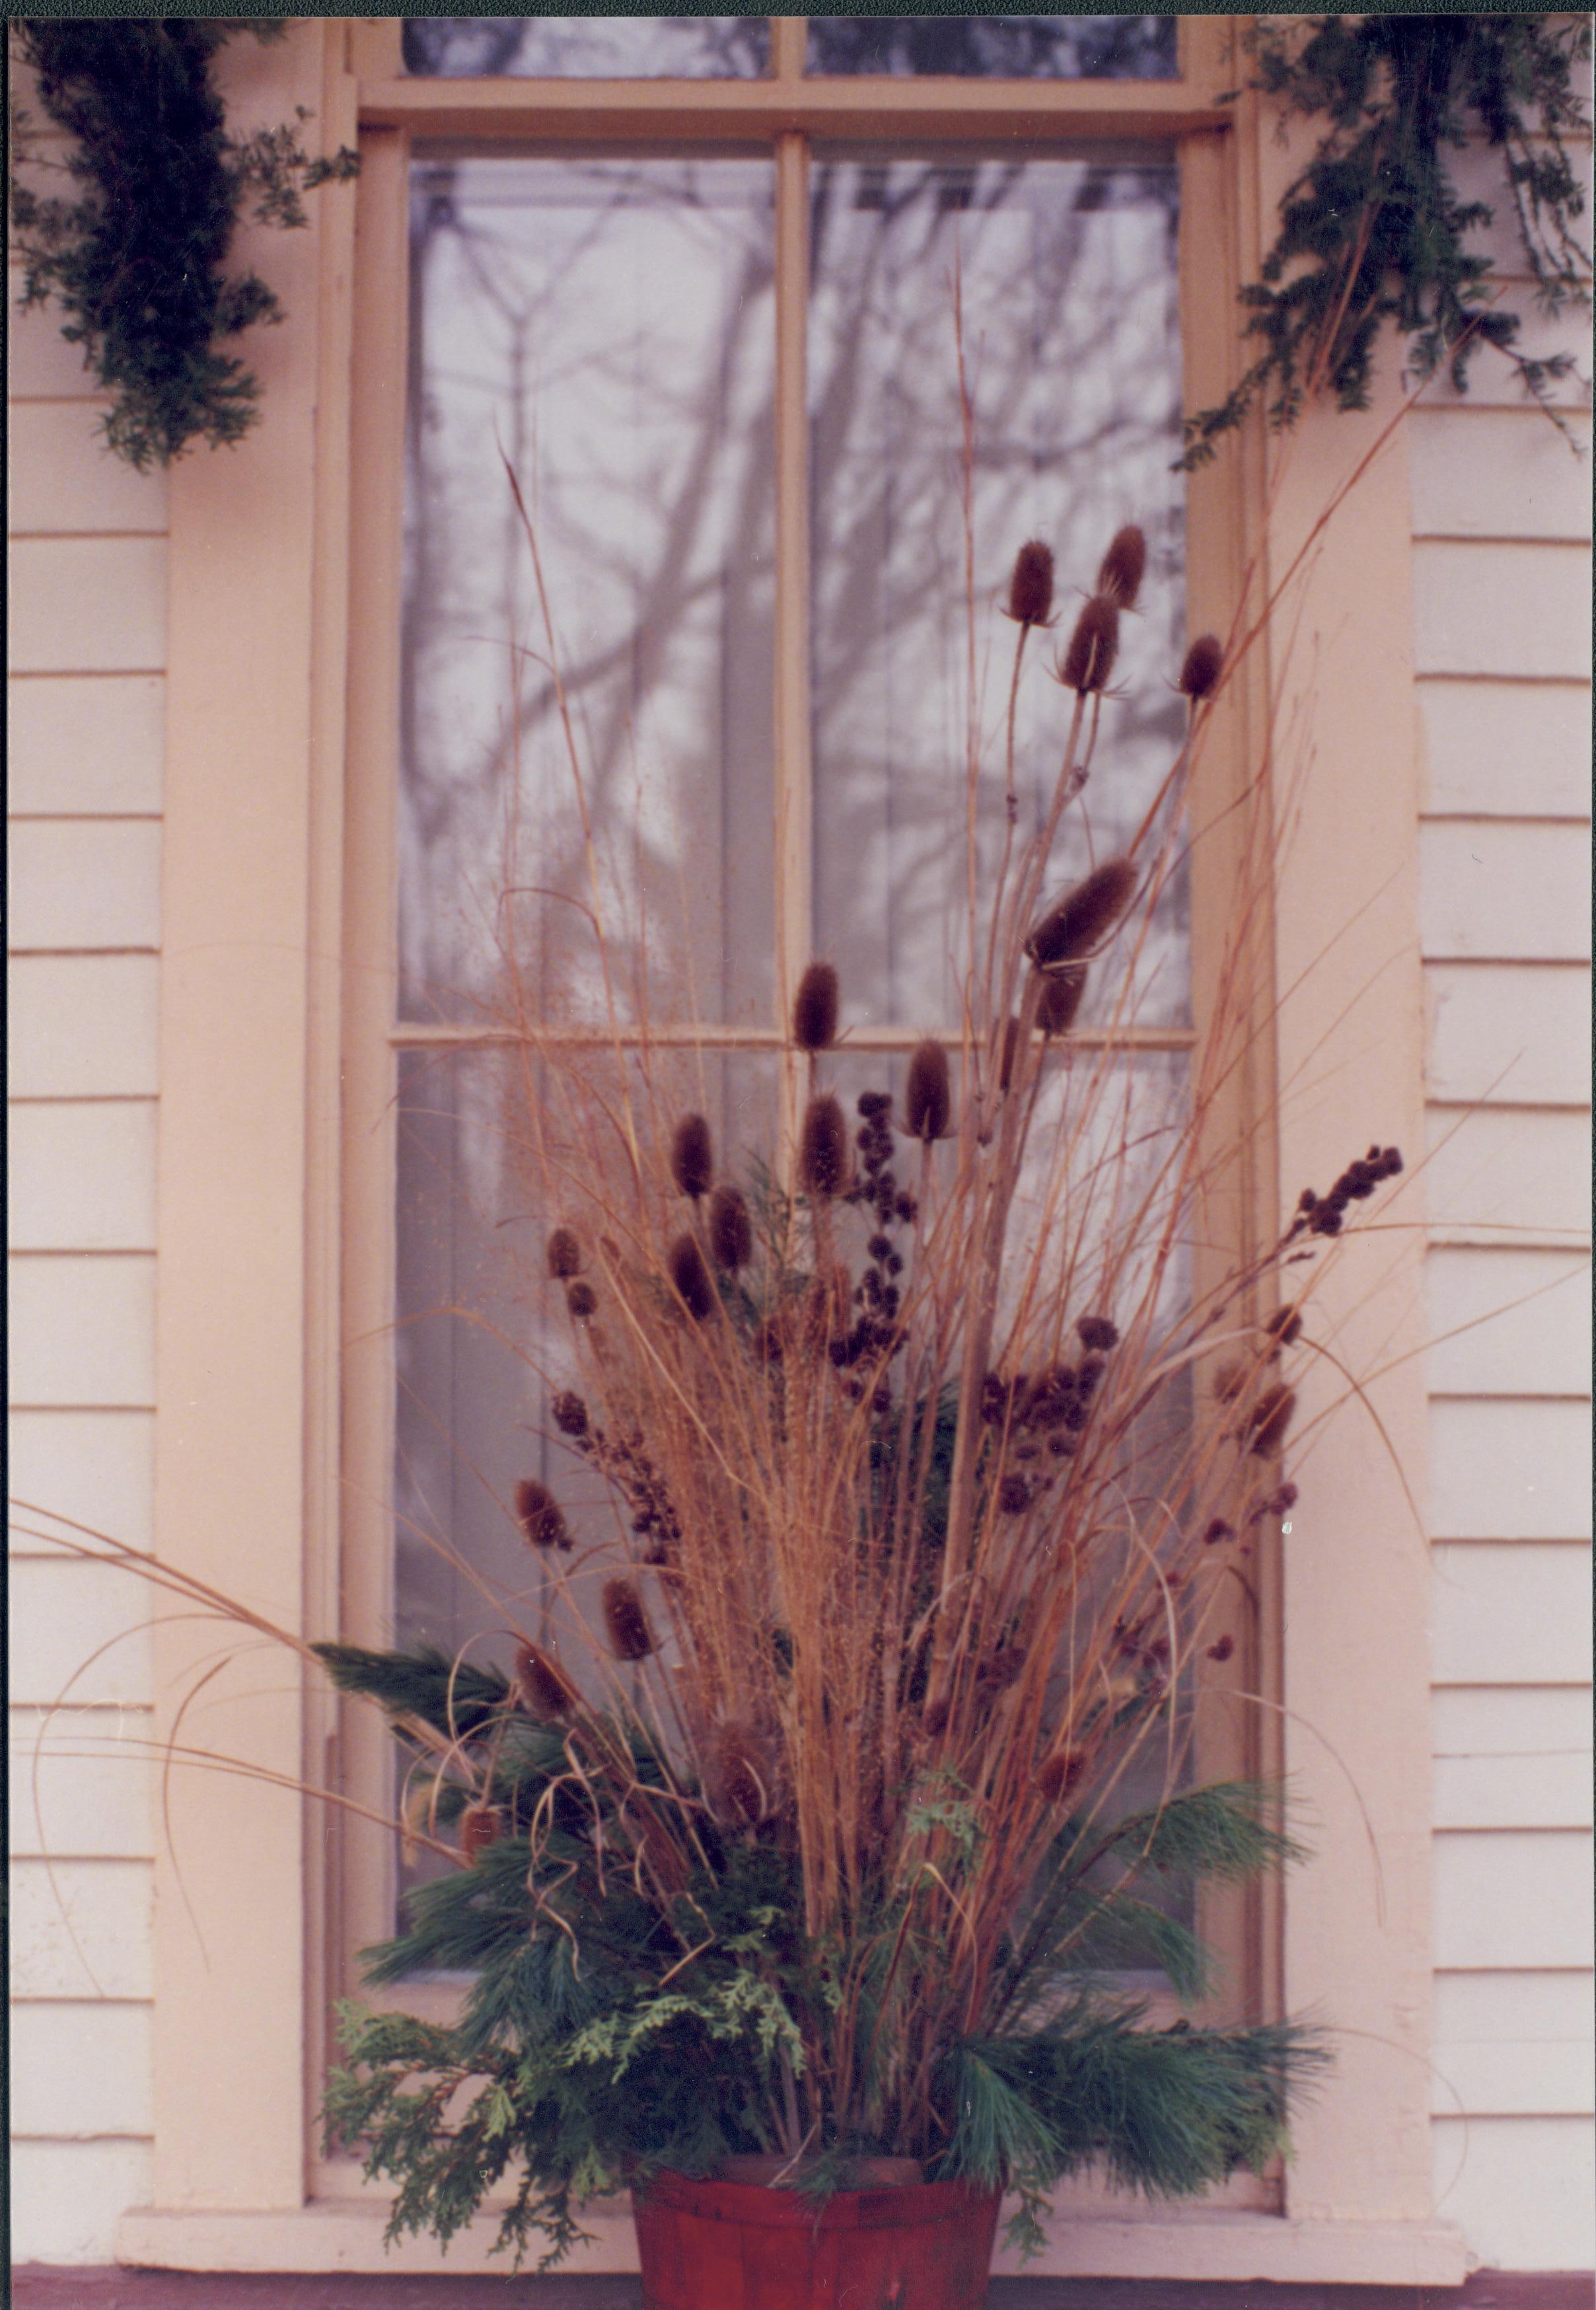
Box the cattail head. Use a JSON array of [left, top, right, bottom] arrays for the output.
[[602, 1577, 655, 1663], [515, 1641, 576, 1721], [799, 1094, 850, 1199], [792, 961, 840, 1053], [1058, 593, 1120, 693], [565, 1279, 597, 1321], [667, 1232, 717, 1322], [707, 1182, 753, 1271], [1096, 523, 1147, 610], [670, 1112, 713, 1201], [1005, 538, 1056, 628], [1026, 858, 1137, 972], [1178, 632, 1224, 702], [1036, 963, 1087, 1037], [460, 1803, 503, 1864], [546, 1226, 583, 1279], [904, 1041, 951, 1143], [552, 1390, 589, 1438], [514, 1477, 570, 1553], [1248, 1384, 1297, 1458]]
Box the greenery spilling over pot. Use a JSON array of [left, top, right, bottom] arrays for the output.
[[9, 20, 358, 470], [312, 515, 1406, 2270], [1181, 13, 1592, 466]]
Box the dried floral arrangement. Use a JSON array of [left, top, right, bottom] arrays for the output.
[[307, 518, 1409, 2270]]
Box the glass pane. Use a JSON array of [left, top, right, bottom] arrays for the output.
[[809, 154, 1186, 1031], [806, 17, 1177, 79], [404, 17, 770, 77], [402, 157, 777, 1028]]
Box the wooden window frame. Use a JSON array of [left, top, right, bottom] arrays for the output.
[[128, 19, 1461, 2285]]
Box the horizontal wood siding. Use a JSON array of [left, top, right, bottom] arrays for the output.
[[1411, 185, 1594, 2276], [8, 275, 162, 2266]]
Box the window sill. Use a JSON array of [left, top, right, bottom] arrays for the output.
[[117, 2201, 1469, 2288]]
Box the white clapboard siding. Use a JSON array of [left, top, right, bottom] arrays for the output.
[[1433, 1748, 1593, 1833], [7, 1410, 156, 1557], [1417, 285, 1596, 409], [8, 402, 170, 537], [1420, 821, 1591, 963], [12, 2001, 155, 2138], [8, 1558, 155, 1707], [1419, 678, 1591, 820], [1426, 963, 1591, 1109], [6, 285, 103, 400], [1432, 2116, 1596, 2273], [8, 1255, 158, 1408], [1433, 1970, 1596, 2115], [11, 2142, 155, 2267], [1424, 1105, 1591, 1246], [11, 1857, 155, 1999], [1412, 539, 1591, 681], [8, 675, 165, 816], [1430, 1399, 1593, 1541], [1431, 1546, 1592, 1688], [1425, 1245, 1592, 1398], [7, 820, 163, 953], [1433, 1683, 1595, 1760], [9, 1709, 158, 1860], [1433, 1832, 1595, 1971], [8, 955, 162, 1099], [7, 1103, 159, 1253], [9, 536, 168, 674], [1410, 409, 1593, 542]]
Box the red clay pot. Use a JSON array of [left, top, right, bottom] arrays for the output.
[[633, 2167, 1002, 2310]]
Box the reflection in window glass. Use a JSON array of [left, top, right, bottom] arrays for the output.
[[403, 17, 769, 78], [806, 17, 1177, 79], [809, 155, 1186, 1033], [402, 157, 776, 1028]]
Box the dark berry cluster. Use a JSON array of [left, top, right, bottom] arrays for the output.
[[829, 1092, 916, 1396], [1291, 1144, 1402, 1239], [549, 1392, 680, 1567]]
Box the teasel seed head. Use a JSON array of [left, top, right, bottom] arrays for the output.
[[515, 1641, 576, 1722], [904, 1041, 952, 1142], [670, 1112, 714, 1201], [1077, 1314, 1119, 1353], [1036, 1748, 1084, 1805], [1248, 1383, 1297, 1458], [712, 1728, 769, 1826], [1096, 523, 1147, 610], [1036, 963, 1087, 1037], [792, 960, 840, 1053], [1058, 593, 1120, 693], [460, 1803, 503, 1864], [552, 1390, 589, 1438], [602, 1577, 655, 1662], [799, 1093, 850, 1199], [1178, 633, 1224, 702], [1006, 537, 1056, 628], [1026, 857, 1137, 972], [565, 1279, 598, 1321], [1206, 1633, 1235, 1664], [997, 1472, 1032, 1515], [667, 1232, 717, 1322], [515, 1477, 571, 1553], [708, 1182, 753, 1271], [1265, 1304, 1303, 1349], [546, 1226, 583, 1280], [1204, 1517, 1235, 1546]]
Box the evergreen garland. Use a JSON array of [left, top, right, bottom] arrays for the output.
[[9, 20, 359, 470], [1181, 14, 1592, 467]]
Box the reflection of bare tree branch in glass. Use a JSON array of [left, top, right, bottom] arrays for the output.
[[805, 16, 1175, 81], [403, 17, 769, 81]]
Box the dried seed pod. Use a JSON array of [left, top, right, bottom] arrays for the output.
[[1096, 523, 1147, 610], [998, 1016, 1023, 1094], [552, 1390, 589, 1438], [996, 1472, 1032, 1516], [977, 1645, 1026, 1694], [1077, 1314, 1119, 1352], [904, 1041, 951, 1142], [1248, 1384, 1297, 1458], [1265, 1304, 1303, 1349], [713, 1729, 769, 1825], [792, 961, 840, 1053], [1036, 964, 1087, 1037], [670, 1112, 714, 1201], [1025, 858, 1137, 972], [602, 1577, 655, 1662], [1178, 632, 1224, 701], [707, 1183, 753, 1271], [515, 1641, 576, 1721], [1006, 537, 1056, 628], [799, 1094, 850, 1199], [1036, 1749, 1084, 1805], [1203, 1517, 1235, 1546], [546, 1226, 583, 1279], [460, 1803, 503, 1864], [565, 1279, 598, 1321], [515, 1478, 570, 1553], [667, 1232, 717, 1322], [1058, 593, 1120, 694], [1206, 1633, 1236, 1665]]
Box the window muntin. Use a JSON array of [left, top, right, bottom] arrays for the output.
[[403, 17, 771, 79]]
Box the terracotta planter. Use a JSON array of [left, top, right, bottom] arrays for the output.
[[633, 2165, 1002, 2310]]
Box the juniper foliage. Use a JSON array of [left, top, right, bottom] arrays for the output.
[[1181, 14, 1592, 466], [9, 20, 359, 470]]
